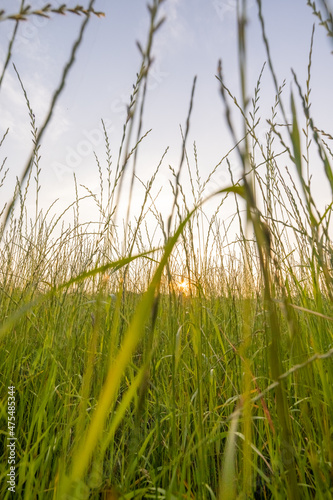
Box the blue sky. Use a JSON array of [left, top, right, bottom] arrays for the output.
[[0, 0, 332, 236]]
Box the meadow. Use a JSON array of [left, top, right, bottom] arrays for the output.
[[1, 1, 333, 499]]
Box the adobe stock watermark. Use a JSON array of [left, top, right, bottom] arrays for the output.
[[7, 386, 17, 494], [60, 455, 119, 499], [205, 158, 243, 198], [52, 61, 168, 182], [108, 60, 169, 121], [212, 0, 255, 22], [52, 120, 114, 182], [252, 111, 293, 159], [7, 0, 57, 56], [280, 438, 298, 468]]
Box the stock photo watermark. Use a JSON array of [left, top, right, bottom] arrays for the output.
[[6, 0, 54, 56], [52, 120, 114, 181], [212, 0, 255, 21], [6, 386, 17, 493], [52, 61, 169, 182]]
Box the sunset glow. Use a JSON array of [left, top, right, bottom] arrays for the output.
[[178, 279, 190, 295]]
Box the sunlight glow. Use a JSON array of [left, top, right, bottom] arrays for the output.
[[178, 279, 190, 295]]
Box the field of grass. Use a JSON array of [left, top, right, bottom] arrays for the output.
[[1, 1, 333, 499]]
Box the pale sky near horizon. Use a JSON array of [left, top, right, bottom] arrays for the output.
[[0, 0, 332, 243]]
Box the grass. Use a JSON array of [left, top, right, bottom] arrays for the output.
[[1, 0, 333, 498]]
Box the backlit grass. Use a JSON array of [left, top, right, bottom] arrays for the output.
[[1, 1, 333, 499]]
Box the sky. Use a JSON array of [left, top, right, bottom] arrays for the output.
[[0, 0, 332, 243]]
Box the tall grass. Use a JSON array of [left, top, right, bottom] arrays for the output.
[[1, 0, 333, 499]]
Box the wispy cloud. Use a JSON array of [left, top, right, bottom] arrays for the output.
[[153, 0, 194, 60]]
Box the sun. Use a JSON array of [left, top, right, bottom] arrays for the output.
[[178, 279, 190, 295]]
